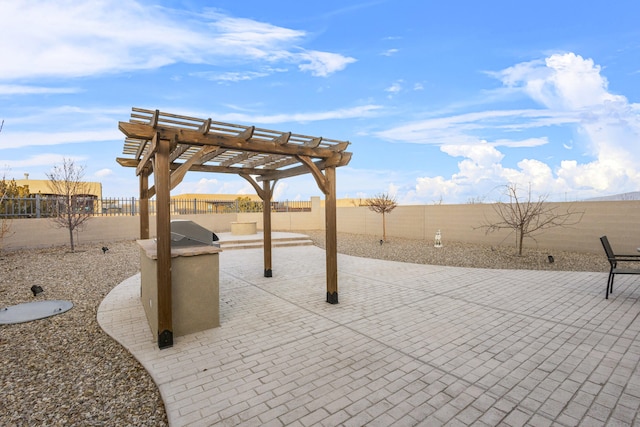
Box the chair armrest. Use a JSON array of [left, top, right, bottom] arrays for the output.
[[613, 255, 640, 262]]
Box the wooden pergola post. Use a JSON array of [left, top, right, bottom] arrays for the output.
[[262, 180, 273, 277], [325, 166, 338, 304], [155, 136, 173, 349], [139, 171, 149, 239]]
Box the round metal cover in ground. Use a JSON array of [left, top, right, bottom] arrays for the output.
[[0, 300, 73, 324]]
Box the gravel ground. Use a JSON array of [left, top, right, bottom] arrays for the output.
[[0, 233, 609, 426], [0, 241, 168, 427], [303, 231, 610, 272]]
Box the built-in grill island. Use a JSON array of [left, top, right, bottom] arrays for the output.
[[138, 220, 221, 339]]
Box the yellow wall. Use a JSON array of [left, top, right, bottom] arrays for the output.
[[14, 179, 102, 198]]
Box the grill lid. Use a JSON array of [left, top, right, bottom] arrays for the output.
[[170, 220, 218, 247]]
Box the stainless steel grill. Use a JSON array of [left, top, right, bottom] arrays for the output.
[[170, 220, 219, 247]]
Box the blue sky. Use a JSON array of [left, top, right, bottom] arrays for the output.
[[1, 1, 639, 204]]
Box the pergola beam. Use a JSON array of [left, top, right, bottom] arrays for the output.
[[257, 153, 351, 181], [119, 122, 344, 160], [116, 153, 351, 181]]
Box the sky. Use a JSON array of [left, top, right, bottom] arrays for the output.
[[1, 0, 639, 204]]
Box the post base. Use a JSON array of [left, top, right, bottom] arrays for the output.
[[326, 291, 339, 304], [158, 330, 173, 349], [264, 269, 272, 277]]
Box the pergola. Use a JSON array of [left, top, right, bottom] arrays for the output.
[[117, 108, 352, 348]]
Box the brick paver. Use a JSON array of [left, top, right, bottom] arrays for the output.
[[98, 239, 640, 426]]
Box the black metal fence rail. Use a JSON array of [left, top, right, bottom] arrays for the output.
[[0, 196, 312, 218]]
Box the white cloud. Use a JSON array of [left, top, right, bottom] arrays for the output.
[[0, 129, 122, 149], [0, 1, 355, 81], [495, 53, 625, 110], [205, 13, 306, 54], [174, 177, 253, 195], [376, 52, 640, 202], [385, 80, 403, 95], [412, 175, 460, 203], [192, 66, 290, 83], [192, 70, 272, 82], [0, 153, 82, 169], [381, 49, 399, 57], [94, 168, 114, 178], [374, 109, 574, 146], [500, 53, 640, 195], [441, 142, 504, 165], [0, 85, 80, 95], [297, 51, 357, 77], [273, 181, 289, 200], [213, 104, 383, 124]]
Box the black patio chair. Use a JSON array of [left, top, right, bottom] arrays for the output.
[[600, 236, 640, 299]]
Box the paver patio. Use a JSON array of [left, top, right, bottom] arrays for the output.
[[98, 239, 640, 426]]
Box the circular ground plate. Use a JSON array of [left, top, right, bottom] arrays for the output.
[[0, 300, 74, 324]]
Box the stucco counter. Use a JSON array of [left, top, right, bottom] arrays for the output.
[[137, 239, 222, 338]]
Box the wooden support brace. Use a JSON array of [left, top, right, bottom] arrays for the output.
[[170, 145, 219, 190], [239, 173, 277, 202], [135, 139, 148, 161], [136, 132, 158, 176], [239, 173, 265, 199], [296, 155, 329, 195], [169, 144, 190, 163]]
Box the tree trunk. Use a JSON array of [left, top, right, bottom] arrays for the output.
[[68, 215, 75, 252], [382, 212, 387, 241], [518, 228, 524, 256]]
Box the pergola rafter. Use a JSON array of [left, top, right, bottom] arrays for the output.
[[117, 108, 352, 349]]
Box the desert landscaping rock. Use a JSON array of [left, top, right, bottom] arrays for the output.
[[304, 231, 610, 273], [0, 241, 168, 426]]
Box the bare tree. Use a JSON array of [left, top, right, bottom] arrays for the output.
[[366, 192, 398, 242], [46, 158, 93, 252], [478, 183, 584, 255], [0, 171, 12, 252], [467, 195, 486, 204], [0, 175, 30, 250]]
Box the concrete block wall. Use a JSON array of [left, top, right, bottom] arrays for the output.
[[1, 213, 237, 250], [2, 199, 639, 255], [335, 201, 640, 254]]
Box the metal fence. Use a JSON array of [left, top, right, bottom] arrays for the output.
[[0, 196, 311, 218]]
